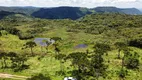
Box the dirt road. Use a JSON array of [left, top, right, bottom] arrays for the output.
[[0, 73, 28, 80]]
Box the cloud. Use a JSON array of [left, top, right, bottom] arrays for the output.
[[0, 0, 141, 8]]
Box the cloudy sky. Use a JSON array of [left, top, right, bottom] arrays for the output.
[[0, 0, 142, 8]]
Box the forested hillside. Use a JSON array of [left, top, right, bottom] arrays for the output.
[[0, 11, 15, 19], [32, 7, 92, 20], [0, 6, 39, 15], [93, 7, 142, 15], [0, 6, 141, 20], [0, 13, 142, 80]]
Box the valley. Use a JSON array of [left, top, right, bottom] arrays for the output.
[[0, 8, 142, 80]]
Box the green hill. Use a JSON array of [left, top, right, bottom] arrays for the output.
[[0, 11, 15, 19], [0, 6, 39, 15], [93, 7, 142, 15], [32, 6, 92, 20], [0, 6, 141, 20], [0, 13, 142, 80], [3, 14, 34, 21], [121, 8, 142, 15]]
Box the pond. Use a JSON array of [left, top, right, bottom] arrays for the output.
[[34, 38, 55, 46], [75, 44, 88, 49]]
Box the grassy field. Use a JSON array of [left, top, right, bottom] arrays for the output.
[[0, 13, 142, 80]]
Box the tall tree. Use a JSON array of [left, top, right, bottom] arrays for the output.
[[114, 42, 127, 59], [23, 41, 36, 56], [45, 40, 52, 53], [66, 52, 89, 80], [55, 53, 66, 75], [91, 43, 109, 79]]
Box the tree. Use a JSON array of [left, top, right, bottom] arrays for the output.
[[66, 52, 89, 80], [23, 41, 37, 56], [66, 43, 110, 80], [7, 52, 18, 68], [53, 43, 60, 55], [114, 42, 127, 59], [0, 52, 8, 68], [51, 37, 62, 42], [123, 50, 140, 69], [45, 39, 52, 53], [7, 52, 29, 72], [55, 53, 66, 75], [93, 43, 111, 56], [91, 43, 109, 79], [0, 52, 7, 68]]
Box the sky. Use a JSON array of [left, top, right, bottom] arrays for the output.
[[0, 0, 142, 8]]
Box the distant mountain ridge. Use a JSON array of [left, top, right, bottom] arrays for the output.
[[0, 11, 15, 19], [92, 7, 123, 13], [0, 6, 141, 20], [32, 6, 92, 20], [139, 9, 142, 12], [121, 8, 142, 15], [0, 6, 39, 15], [93, 7, 142, 15]]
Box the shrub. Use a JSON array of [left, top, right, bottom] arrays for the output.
[[27, 73, 51, 80], [129, 38, 142, 48], [124, 50, 140, 69], [18, 33, 34, 40]]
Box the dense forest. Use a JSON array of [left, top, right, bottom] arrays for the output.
[[0, 12, 142, 80]]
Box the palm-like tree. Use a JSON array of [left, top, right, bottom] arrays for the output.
[[24, 41, 36, 56]]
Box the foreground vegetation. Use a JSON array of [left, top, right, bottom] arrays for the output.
[[0, 13, 142, 80]]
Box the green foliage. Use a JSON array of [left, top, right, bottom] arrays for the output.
[[66, 43, 109, 79], [93, 43, 111, 55], [129, 38, 142, 48], [118, 68, 128, 79], [0, 51, 29, 71], [0, 13, 142, 80], [124, 50, 140, 69], [18, 32, 34, 40], [27, 73, 51, 80], [90, 43, 109, 79], [114, 42, 127, 58], [66, 52, 89, 79], [8, 52, 29, 72], [67, 52, 88, 68], [0, 26, 20, 35], [23, 41, 37, 55], [0, 31, 2, 36], [51, 37, 62, 42], [0, 51, 8, 68]]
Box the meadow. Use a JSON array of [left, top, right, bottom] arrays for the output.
[[0, 13, 142, 80]]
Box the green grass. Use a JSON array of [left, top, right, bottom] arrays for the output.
[[0, 13, 142, 80], [0, 31, 142, 80]]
